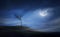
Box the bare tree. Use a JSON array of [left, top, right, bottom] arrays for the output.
[[14, 14, 32, 31], [14, 14, 23, 30], [15, 14, 22, 26]]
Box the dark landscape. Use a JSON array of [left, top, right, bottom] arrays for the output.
[[0, 0, 60, 37], [0, 26, 60, 37]]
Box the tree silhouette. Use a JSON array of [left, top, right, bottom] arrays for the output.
[[14, 14, 32, 31], [14, 14, 23, 30], [15, 14, 22, 26]]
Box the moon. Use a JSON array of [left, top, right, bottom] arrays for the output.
[[40, 12, 47, 16], [39, 9, 48, 17]]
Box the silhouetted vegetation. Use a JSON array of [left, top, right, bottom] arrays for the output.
[[0, 26, 60, 37]]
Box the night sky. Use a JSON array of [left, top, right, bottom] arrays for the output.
[[0, 0, 60, 32]]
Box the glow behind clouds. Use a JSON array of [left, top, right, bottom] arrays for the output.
[[22, 8, 54, 32], [39, 9, 48, 17]]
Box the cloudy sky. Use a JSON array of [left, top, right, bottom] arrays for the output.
[[0, 0, 60, 32]]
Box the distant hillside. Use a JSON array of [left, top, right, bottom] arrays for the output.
[[0, 26, 60, 37]]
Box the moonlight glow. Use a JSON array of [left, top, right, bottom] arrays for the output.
[[39, 9, 48, 17], [40, 12, 47, 16]]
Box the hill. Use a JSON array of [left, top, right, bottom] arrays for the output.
[[0, 26, 60, 37]]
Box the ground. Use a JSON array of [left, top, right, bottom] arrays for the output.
[[0, 26, 60, 37]]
